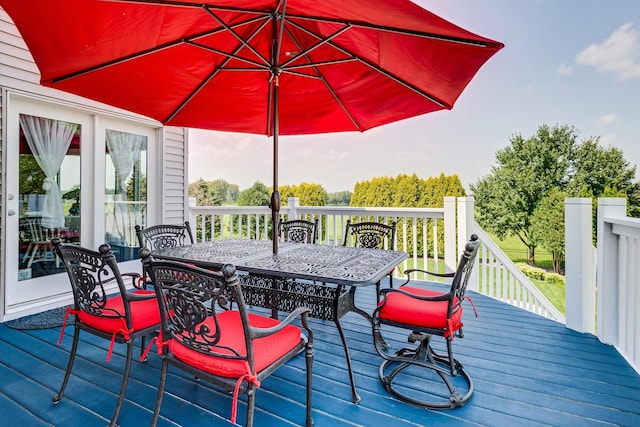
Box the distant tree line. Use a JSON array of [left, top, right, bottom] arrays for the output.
[[350, 173, 466, 256], [472, 123, 639, 273]]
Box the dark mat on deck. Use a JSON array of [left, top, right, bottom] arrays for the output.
[[4, 306, 69, 330]]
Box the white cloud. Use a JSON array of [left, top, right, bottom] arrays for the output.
[[575, 22, 640, 80], [556, 63, 573, 76], [595, 113, 618, 126]]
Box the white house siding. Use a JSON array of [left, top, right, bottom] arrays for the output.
[[162, 126, 190, 224], [0, 8, 189, 318]]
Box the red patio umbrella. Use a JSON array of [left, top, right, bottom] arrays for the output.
[[1, 0, 503, 253]]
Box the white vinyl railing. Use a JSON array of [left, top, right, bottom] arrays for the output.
[[473, 226, 564, 320], [189, 196, 563, 322], [565, 197, 640, 374], [597, 199, 640, 373]]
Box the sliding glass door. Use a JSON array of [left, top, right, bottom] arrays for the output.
[[4, 94, 157, 315]]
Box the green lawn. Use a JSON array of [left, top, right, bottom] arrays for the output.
[[489, 232, 565, 315]]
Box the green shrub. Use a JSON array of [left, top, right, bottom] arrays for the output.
[[515, 262, 565, 285]]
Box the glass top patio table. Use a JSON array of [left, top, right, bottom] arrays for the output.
[[150, 238, 408, 286]]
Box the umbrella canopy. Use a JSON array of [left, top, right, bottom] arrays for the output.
[[1, 0, 503, 252]]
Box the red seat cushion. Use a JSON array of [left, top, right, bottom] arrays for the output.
[[168, 311, 302, 378], [378, 286, 462, 331], [78, 290, 160, 333]]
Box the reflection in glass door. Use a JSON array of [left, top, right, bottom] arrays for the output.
[[104, 129, 147, 262], [18, 114, 81, 281]]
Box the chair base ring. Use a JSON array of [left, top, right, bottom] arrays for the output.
[[378, 353, 473, 410]]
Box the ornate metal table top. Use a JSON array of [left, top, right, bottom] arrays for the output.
[[152, 239, 408, 286]]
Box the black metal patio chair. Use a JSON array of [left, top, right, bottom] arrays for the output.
[[279, 218, 319, 244], [140, 250, 314, 427], [135, 221, 194, 251], [372, 234, 480, 409], [52, 238, 161, 427], [136, 221, 195, 287], [343, 219, 397, 300]]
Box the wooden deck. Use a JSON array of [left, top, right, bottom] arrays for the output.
[[1, 282, 639, 427]]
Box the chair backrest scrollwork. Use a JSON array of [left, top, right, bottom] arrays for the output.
[[343, 220, 396, 250], [279, 218, 319, 244], [135, 222, 194, 251]]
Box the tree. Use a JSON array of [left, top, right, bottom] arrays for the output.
[[472, 123, 638, 265], [530, 188, 567, 273], [327, 190, 352, 206], [472, 124, 578, 264], [237, 181, 270, 206], [568, 138, 636, 198], [350, 173, 465, 256], [188, 178, 222, 206]]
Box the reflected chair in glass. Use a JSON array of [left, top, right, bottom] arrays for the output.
[[372, 234, 480, 409], [52, 238, 161, 427], [20, 216, 62, 268], [279, 218, 319, 243], [343, 219, 397, 300], [141, 251, 314, 427]]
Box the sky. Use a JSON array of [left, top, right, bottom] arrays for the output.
[[188, 0, 640, 193]]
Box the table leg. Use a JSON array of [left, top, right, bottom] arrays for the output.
[[334, 316, 361, 404]]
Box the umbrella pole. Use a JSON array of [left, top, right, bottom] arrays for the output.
[[271, 74, 280, 254]]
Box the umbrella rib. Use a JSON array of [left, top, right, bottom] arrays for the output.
[[164, 15, 272, 123], [107, 0, 271, 16], [185, 42, 269, 71], [286, 19, 448, 108], [204, 7, 271, 67], [280, 24, 351, 69], [49, 14, 266, 84], [50, 27, 225, 83], [287, 13, 497, 48], [282, 23, 363, 131], [285, 58, 357, 71]]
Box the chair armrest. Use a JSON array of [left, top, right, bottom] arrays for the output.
[[121, 272, 143, 289], [250, 306, 312, 339], [124, 290, 157, 302], [379, 286, 452, 302], [404, 268, 454, 278]]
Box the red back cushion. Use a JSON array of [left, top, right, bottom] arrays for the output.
[[168, 311, 302, 378]]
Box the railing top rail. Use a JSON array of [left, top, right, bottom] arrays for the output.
[[190, 205, 445, 218], [295, 206, 444, 217], [190, 206, 273, 214]]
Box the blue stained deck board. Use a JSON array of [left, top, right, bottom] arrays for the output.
[[1, 283, 639, 427]]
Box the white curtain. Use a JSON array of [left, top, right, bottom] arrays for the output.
[[106, 130, 144, 194], [106, 130, 144, 244], [19, 114, 77, 229]]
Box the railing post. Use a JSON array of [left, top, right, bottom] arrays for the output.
[[597, 197, 626, 345], [288, 197, 299, 220], [457, 197, 477, 291], [443, 196, 456, 272], [564, 198, 595, 333], [188, 197, 197, 240]]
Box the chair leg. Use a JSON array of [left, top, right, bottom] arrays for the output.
[[53, 326, 81, 404], [305, 340, 314, 427], [246, 384, 257, 427], [150, 359, 169, 427], [108, 340, 134, 427]]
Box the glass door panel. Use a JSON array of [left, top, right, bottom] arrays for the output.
[[104, 129, 148, 262], [18, 114, 81, 280]]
